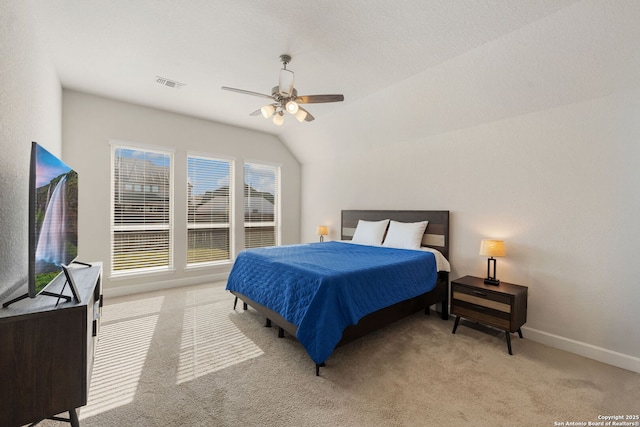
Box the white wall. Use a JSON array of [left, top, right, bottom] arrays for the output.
[[301, 87, 640, 373], [0, 1, 62, 302], [62, 90, 301, 296]]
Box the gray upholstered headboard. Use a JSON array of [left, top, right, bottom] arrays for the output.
[[341, 210, 450, 260]]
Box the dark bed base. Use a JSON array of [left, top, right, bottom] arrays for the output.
[[230, 271, 449, 375], [338, 271, 449, 345]]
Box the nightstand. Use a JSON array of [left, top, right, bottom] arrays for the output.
[[450, 275, 528, 355]]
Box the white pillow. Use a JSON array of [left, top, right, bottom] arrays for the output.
[[351, 219, 389, 246], [382, 220, 428, 250]]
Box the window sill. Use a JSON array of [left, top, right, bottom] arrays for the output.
[[185, 260, 233, 271]]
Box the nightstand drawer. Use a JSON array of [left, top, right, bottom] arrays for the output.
[[452, 284, 512, 306], [452, 302, 510, 330], [452, 290, 511, 313]]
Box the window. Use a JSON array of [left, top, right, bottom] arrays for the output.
[[244, 162, 280, 249], [111, 144, 173, 274], [187, 155, 233, 266]]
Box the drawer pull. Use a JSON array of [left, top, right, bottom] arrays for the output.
[[472, 291, 487, 297]]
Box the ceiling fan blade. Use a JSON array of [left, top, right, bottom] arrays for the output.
[[279, 69, 295, 96], [299, 106, 314, 122], [221, 86, 274, 100], [249, 109, 262, 116], [295, 94, 344, 104]]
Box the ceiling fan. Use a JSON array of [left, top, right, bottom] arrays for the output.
[[221, 54, 344, 126]]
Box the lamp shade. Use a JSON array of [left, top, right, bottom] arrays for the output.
[[316, 226, 328, 236], [479, 239, 505, 257]]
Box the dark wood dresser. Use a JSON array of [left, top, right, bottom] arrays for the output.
[[0, 263, 102, 427]]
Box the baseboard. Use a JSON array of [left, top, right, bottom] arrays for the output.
[[104, 273, 230, 299], [522, 326, 640, 374]]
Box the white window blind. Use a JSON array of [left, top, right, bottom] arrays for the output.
[[244, 162, 280, 249], [111, 145, 173, 274], [187, 155, 233, 265]]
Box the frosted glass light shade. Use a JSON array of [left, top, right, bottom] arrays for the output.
[[260, 104, 275, 119], [286, 100, 299, 114], [272, 112, 285, 126], [294, 108, 307, 122]]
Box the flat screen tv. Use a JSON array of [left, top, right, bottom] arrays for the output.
[[29, 142, 79, 298]]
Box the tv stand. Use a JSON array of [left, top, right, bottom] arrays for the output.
[[0, 262, 102, 427]]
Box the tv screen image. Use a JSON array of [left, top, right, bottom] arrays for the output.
[[30, 142, 78, 297]]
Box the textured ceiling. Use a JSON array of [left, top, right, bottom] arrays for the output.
[[27, 0, 640, 163]]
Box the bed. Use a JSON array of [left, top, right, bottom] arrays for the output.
[[226, 210, 450, 375]]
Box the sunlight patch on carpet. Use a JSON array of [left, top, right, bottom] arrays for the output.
[[80, 297, 163, 419], [99, 296, 166, 323], [177, 301, 264, 384]]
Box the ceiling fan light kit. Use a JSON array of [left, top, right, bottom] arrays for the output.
[[222, 54, 344, 125]]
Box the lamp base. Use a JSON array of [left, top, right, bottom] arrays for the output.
[[484, 278, 500, 286]]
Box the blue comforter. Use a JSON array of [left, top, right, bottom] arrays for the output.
[[226, 241, 438, 364]]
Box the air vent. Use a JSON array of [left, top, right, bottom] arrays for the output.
[[155, 76, 185, 89]]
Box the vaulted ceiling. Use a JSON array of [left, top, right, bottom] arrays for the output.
[[28, 0, 640, 163]]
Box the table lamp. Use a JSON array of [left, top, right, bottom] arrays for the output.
[[479, 239, 505, 285], [316, 226, 328, 242]]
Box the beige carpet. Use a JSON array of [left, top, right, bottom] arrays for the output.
[[38, 282, 639, 427]]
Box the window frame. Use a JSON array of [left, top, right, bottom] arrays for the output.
[[110, 141, 175, 277], [243, 161, 281, 249], [186, 152, 234, 268]]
